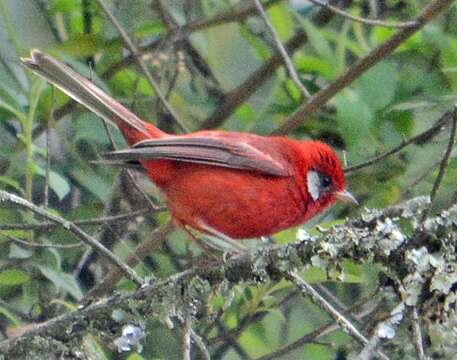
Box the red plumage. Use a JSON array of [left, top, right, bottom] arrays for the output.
[[21, 50, 356, 240]]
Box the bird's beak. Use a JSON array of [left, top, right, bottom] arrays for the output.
[[334, 190, 358, 205]]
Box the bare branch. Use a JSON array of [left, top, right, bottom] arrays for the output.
[[1, 232, 83, 249], [199, 2, 339, 129], [285, 271, 390, 360], [428, 105, 457, 202], [1, 196, 452, 358], [96, 0, 189, 133], [255, 291, 381, 360], [304, 0, 418, 29], [0, 208, 154, 231], [86, 221, 174, 297], [189, 325, 211, 360], [183, 316, 192, 360], [182, 0, 282, 34], [274, 0, 456, 135], [253, 0, 311, 97], [345, 110, 453, 173], [410, 307, 425, 360], [355, 304, 405, 360], [0, 190, 143, 285], [0, 198, 448, 358]]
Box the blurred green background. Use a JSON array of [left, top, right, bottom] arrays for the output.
[[0, 0, 456, 359]]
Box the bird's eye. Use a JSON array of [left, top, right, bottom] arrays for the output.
[[306, 170, 333, 201], [321, 174, 332, 189]]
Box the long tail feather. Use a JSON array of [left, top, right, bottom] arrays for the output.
[[21, 49, 150, 136]]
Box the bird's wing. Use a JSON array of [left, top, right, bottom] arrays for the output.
[[103, 136, 291, 177]]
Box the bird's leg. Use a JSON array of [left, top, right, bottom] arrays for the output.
[[196, 221, 247, 256], [181, 225, 220, 262], [171, 218, 221, 265]]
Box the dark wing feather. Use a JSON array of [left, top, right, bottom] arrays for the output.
[[91, 159, 146, 173], [103, 137, 290, 177]]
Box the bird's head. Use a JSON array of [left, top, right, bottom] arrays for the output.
[[297, 141, 357, 207]]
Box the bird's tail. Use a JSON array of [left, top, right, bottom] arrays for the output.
[[21, 49, 164, 141]]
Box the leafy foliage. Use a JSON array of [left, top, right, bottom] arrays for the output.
[[0, 0, 456, 359]]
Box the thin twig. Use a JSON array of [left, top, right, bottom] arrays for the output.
[[255, 291, 382, 360], [0, 208, 154, 231], [428, 105, 457, 202], [345, 110, 452, 173], [253, 0, 311, 97], [285, 271, 390, 360], [410, 307, 425, 360], [183, 316, 192, 360], [86, 221, 174, 298], [182, 0, 281, 34], [189, 326, 211, 360], [304, 0, 417, 29], [209, 292, 297, 347], [99, 112, 160, 212], [0, 190, 143, 285], [1, 232, 83, 249], [96, 0, 189, 133], [355, 304, 405, 360], [0, 197, 451, 357], [30, 0, 335, 137], [44, 87, 54, 209], [199, 2, 340, 130], [274, 0, 456, 135], [418, 104, 457, 224]]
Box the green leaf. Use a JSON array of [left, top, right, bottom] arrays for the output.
[[0, 97, 26, 123], [295, 54, 334, 79], [302, 267, 327, 283], [83, 334, 108, 360], [0, 176, 23, 194], [35, 166, 71, 201], [58, 34, 105, 58], [127, 354, 145, 360], [0, 269, 30, 286], [0, 305, 22, 325], [267, 4, 293, 41], [135, 21, 165, 38], [239, 25, 270, 61], [371, 26, 422, 52], [297, 19, 335, 73], [335, 89, 374, 151], [9, 243, 32, 259], [38, 266, 83, 300], [70, 165, 116, 202], [49, 0, 80, 13], [74, 113, 124, 145], [340, 260, 364, 283], [356, 61, 398, 111]]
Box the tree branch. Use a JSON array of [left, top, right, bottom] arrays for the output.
[[285, 271, 390, 360], [199, 1, 341, 129], [253, 0, 311, 97], [304, 0, 418, 29], [273, 0, 455, 135], [0, 190, 143, 285], [344, 109, 453, 173], [97, 0, 189, 133], [2, 195, 456, 357]]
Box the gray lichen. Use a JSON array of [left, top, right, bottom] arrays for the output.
[[1, 197, 456, 358]]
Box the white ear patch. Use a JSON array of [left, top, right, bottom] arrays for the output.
[[307, 170, 320, 201]]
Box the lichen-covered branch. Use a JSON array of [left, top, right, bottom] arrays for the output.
[[1, 195, 456, 358]]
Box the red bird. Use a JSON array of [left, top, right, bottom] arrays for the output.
[[22, 50, 356, 240]]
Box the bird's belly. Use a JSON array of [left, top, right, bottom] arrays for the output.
[[158, 165, 308, 239]]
